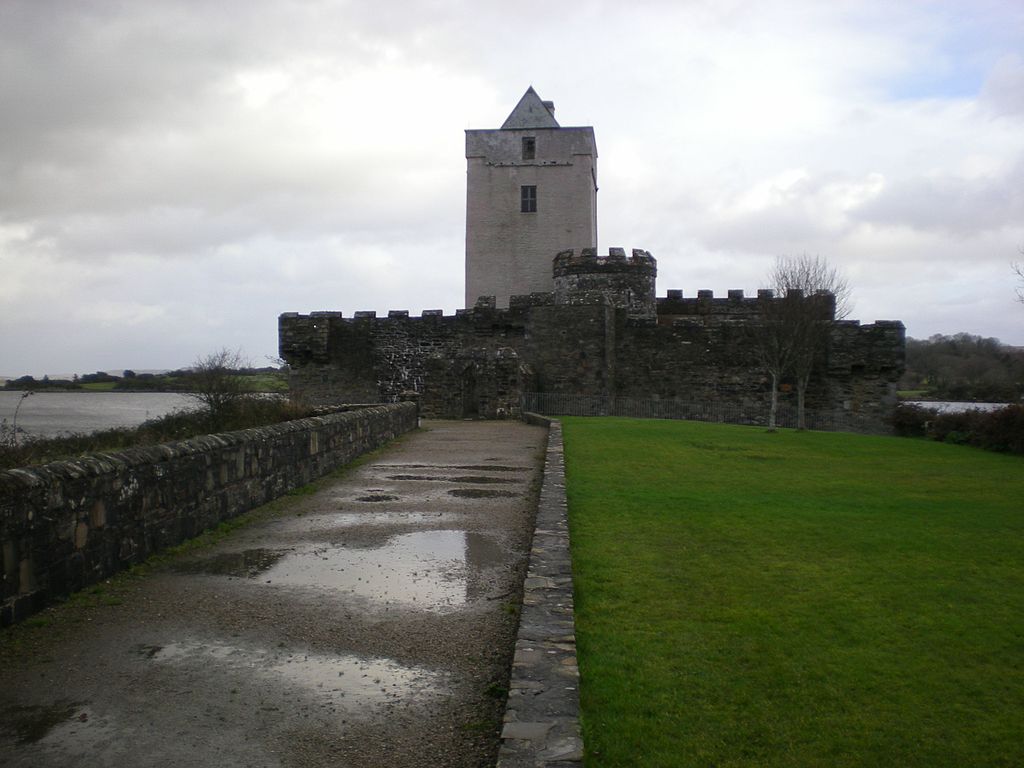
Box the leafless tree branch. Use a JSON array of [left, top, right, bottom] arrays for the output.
[[756, 255, 851, 430], [1014, 252, 1024, 304], [186, 348, 251, 427]]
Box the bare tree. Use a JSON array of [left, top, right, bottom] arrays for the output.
[[753, 289, 802, 431], [1014, 254, 1023, 304], [2, 391, 35, 447], [759, 255, 851, 430], [186, 348, 251, 426]]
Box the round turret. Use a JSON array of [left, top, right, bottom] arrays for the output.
[[552, 247, 657, 318]]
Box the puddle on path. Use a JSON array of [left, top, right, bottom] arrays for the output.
[[142, 640, 444, 711], [176, 548, 287, 578], [262, 530, 496, 610], [0, 700, 88, 744], [386, 475, 516, 484], [307, 510, 454, 528], [449, 488, 519, 499], [355, 494, 399, 502], [175, 530, 507, 608], [381, 464, 529, 473], [454, 465, 530, 473]]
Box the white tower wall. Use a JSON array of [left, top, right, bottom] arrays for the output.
[[464, 90, 597, 308]]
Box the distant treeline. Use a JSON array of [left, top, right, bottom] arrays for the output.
[[901, 333, 1024, 402], [3, 367, 286, 393]]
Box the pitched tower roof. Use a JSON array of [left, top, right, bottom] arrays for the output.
[[500, 86, 560, 129]]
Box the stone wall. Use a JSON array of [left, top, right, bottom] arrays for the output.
[[282, 298, 617, 419], [553, 248, 657, 318], [0, 403, 418, 626], [280, 287, 904, 428]]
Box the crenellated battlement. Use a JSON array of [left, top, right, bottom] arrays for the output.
[[553, 247, 658, 318], [657, 287, 838, 324], [552, 247, 657, 274], [659, 287, 837, 302], [280, 308, 453, 323], [280, 300, 549, 327], [280, 258, 902, 431]]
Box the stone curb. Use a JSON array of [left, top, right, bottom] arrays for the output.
[[498, 418, 583, 767]]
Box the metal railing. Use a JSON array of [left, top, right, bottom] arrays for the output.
[[520, 392, 876, 433]]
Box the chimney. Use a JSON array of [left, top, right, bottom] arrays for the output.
[[542, 100, 555, 118]]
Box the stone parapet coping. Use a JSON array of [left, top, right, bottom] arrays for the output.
[[498, 416, 583, 766]]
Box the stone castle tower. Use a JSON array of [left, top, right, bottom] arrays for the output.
[[465, 87, 598, 308], [280, 87, 905, 431]]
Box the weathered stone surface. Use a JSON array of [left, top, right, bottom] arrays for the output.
[[280, 252, 904, 432], [0, 420, 547, 768], [501, 722, 554, 741], [553, 248, 657, 318], [498, 418, 583, 767], [0, 403, 417, 626]]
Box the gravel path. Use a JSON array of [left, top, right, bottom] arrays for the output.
[[0, 420, 547, 767]]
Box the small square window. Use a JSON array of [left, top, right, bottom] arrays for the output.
[[522, 137, 536, 160], [521, 185, 537, 213]]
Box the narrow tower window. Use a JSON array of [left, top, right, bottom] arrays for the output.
[[522, 136, 536, 160], [521, 185, 537, 213]]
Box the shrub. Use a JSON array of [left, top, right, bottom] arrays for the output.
[[893, 403, 1024, 455], [185, 348, 250, 429], [942, 429, 969, 445], [927, 410, 976, 444], [889, 403, 933, 437], [974, 404, 1024, 453]]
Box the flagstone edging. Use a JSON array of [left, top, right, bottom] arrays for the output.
[[497, 416, 583, 766]]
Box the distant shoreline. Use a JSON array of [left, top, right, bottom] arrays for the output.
[[2, 387, 283, 395], [2, 387, 193, 394]]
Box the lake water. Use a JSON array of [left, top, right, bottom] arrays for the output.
[[0, 391, 197, 438], [1, 392, 1013, 439], [904, 400, 1012, 414]]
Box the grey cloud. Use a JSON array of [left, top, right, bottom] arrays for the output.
[[672, 172, 864, 255], [980, 55, 1024, 117], [0, 4, 246, 158], [17, 174, 463, 263], [3, 0, 1024, 378], [694, 207, 847, 257], [0, 0, 454, 211], [851, 163, 1024, 237]]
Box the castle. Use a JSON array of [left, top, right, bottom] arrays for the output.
[[280, 88, 905, 431]]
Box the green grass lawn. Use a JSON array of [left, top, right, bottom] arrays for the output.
[[239, 372, 288, 392], [562, 417, 1024, 767], [47, 373, 286, 393]]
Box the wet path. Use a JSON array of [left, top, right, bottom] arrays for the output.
[[0, 420, 547, 767]]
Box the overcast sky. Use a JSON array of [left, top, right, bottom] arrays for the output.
[[2, 0, 1023, 377]]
